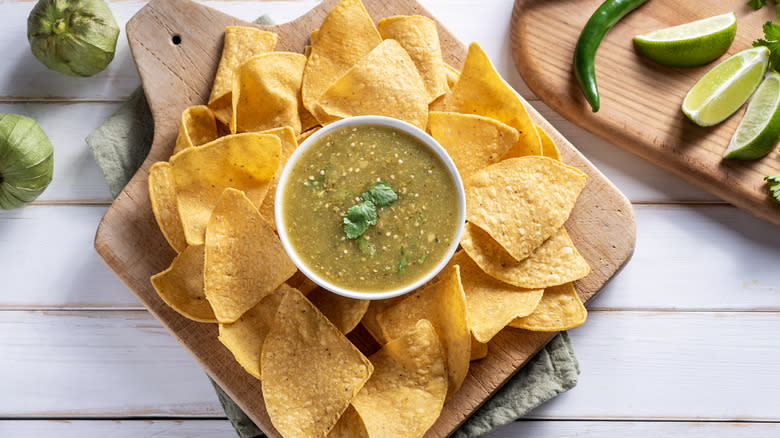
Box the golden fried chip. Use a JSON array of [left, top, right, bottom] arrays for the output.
[[377, 265, 470, 399], [286, 270, 320, 296], [261, 287, 373, 438], [536, 124, 561, 161], [377, 15, 449, 102], [431, 42, 541, 157], [428, 111, 518, 181], [217, 284, 292, 379], [301, 0, 381, 114], [471, 335, 488, 361], [255, 126, 298, 227], [204, 188, 295, 323], [150, 244, 215, 322], [170, 132, 280, 245], [443, 63, 460, 89], [352, 319, 447, 438], [448, 251, 543, 343], [209, 26, 278, 124], [327, 405, 368, 438], [461, 223, 590, 289], [173, 105, 219, 155], [231, 52, 307, 134], [148, 161, 187, 252], [509, 282, 587, 331], [360, 297, 404, 345], [465, 156, 587, 262], [296, 126, 320, 144], [308, 287, 370, 334], [312, 39, 428, 129]]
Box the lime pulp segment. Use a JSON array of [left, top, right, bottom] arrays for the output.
[[724, 71, 780, 160]]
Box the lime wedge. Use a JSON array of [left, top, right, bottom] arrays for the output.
[[682, 46, 769, 127], [724, 71, 780, 160], [634, 12, 737, 67]]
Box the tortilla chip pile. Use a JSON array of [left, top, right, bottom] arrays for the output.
[[147, 0, 591, 436]]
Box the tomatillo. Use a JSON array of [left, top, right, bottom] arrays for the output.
[[27, 0, 120, 77], [0, 114, 54, 210]]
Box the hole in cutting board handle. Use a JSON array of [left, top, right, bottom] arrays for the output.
[[172, 34, 182, 45]]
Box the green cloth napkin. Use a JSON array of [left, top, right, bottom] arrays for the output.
[[86, 15, 580, 434]]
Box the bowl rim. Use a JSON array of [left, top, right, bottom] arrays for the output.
[[274, 115, 466, 301]]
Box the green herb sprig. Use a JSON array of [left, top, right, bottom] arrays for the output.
[[753, 21, 780, 70], [765, 174, 780, 203], [748, 0, 780, 18], [343, 182, 398, 239]]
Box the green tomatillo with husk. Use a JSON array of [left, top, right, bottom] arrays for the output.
[[0, 114, 54, 210], [27, 0, 120, 77]]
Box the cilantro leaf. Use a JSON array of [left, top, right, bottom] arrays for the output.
[[343, 201, 376, 239], [765, 174, 780, 203], [753, 21, 780, 71], [361, 182, 398, 207], [749, 0, 767, 9]]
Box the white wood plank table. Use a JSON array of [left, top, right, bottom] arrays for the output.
[[1, 1, 778, 437]]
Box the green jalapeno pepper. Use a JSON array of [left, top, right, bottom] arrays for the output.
[[573, 0, 650, 112]]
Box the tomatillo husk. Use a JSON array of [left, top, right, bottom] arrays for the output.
[[0, 114, 54, 210]]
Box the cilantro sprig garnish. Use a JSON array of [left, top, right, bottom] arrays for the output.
[[765, 174, 780, 203], [343, 182, 398, 239], [753, 21, 780, 70], [749, 0, 780, 18]]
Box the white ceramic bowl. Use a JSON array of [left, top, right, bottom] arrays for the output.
[[274, 116, 466, 300]]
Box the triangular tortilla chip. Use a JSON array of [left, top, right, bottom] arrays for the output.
[[312, 39, 429, 129], [170, 132, 280, 245], [231, 52, 307, 134], [377, 15, 449, 102], [537, 124, 561, 161], [430, 42, 541, 157], [262, 287, 373, 438], [151, 244, 215, 322], [307, 287, 370, 334], [465, 156, 587, 262], [208, 26, 278, 125], [448, 251, 543, 342], [509, 282, 587, 331], [148, 161, 187, 252], [461, 224, 590, 289], [204, 188, 295, 323], [428, 111, 518, 181], [254, 126, 298, 227], [173, 105, 219, 155], [377, 265, 470, 399], [301, 0, 381, 114]]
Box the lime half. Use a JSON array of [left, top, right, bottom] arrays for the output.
[[634, 12, 737, 67], [724, 71, 780, 160], [682, 46, 769, 127]]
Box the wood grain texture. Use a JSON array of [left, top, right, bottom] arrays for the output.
[[511, 0, 780, 226], [94, 0, 636, 435]]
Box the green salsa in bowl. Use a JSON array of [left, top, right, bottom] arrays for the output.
[[275, 116, 465, 300]]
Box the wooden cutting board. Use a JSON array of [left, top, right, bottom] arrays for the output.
[[94, 0, 635, 435], [511, 0, 780, 226]]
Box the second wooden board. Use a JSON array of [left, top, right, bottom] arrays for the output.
[[511, 0, 780, 225]]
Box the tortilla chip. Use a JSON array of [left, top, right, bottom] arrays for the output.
[[173, 105, 219, 155], [509, 282, 587, 331], [377, 265, 470, 399], [231, 52, 307, 134], [312, 39, 428, 129], [443, 63, 459, 89], [352, 319, 447, 438], [428, 111, 518, 181], [296, 126, 320, 144], [307, 287, 370, 334], [536, 124, 561, 161], [301, 0, 381, 114], [448, 250, 543, 343], [327, 405, 368, 438], [471, 335, 488, 361], [208, 26, 278, 124], [430, 42, 541, 157], [255, 126, 298, 227], [461, 223, 590, 289], [286, 270, 320, 295], [217, 284, 291, 379], [150, 244, 215, 322], [465, 156, 587, 262], [204, 188, 296, 323], [360, 297, 404, 345], [261, 287, 373, 438], [170, 132, 280, 245], [377, 15, 449, 102], [148, 161, 187, 252]]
